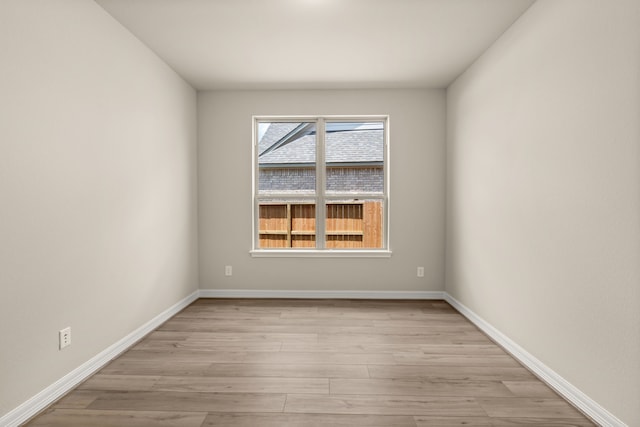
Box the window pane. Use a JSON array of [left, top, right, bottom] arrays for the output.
[[258, 122, 316, 195], [325, 121, 384, 194], [325, 200, 383, 249], [258, 203, 288, 248], [258, 201, 316, 248], [291, 203, 317, 248]]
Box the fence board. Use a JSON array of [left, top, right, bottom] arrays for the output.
[[363, 201, 383, 248], [259, 201, 382, 249]]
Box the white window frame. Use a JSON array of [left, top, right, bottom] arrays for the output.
[[251, 115, 391, 258]]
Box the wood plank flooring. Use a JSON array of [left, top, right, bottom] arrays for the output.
[[26, 299, 596, 426]]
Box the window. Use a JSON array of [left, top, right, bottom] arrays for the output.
[[252, 116, 389, 256]]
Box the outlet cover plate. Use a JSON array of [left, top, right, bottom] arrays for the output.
[[59, 327, 71, 349]]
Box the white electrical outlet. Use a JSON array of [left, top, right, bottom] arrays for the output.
[[225, 265, 233, 276], [59, 327, 71, 349], [417, 267, 425, 277]]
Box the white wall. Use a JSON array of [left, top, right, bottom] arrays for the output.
[[0, 0, 198, 418], [199, 90, 445, 292], [446, 1, 640, 425]]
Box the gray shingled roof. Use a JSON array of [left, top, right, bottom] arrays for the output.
[[259, 122, 383, 166]]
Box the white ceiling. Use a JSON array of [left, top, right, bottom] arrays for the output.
[[95, 0, 535, 90]]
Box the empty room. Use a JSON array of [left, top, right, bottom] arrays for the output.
[[1, 0, 638, 426]]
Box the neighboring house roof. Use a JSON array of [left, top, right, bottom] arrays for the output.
[[259, 122, 383, 167]]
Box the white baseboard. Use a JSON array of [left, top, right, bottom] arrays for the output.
[[0, 290, 199, 427], [444, 293, 626, 427], [198, 289, 445, 300]]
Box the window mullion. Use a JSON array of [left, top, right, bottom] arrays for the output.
[[316, 118, 326, 249]]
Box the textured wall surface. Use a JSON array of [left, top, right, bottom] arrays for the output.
[[0, 0, 198, 419], [199, 89, 446, 291], [260, 167, 383, 193], [446, 1, 640, 424]]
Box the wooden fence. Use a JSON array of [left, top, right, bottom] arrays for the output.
[[259, 201, 382, 249]]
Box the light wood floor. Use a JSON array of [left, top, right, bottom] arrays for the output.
[[27, 299, 596, 426]]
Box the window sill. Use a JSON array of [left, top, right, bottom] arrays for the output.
[[250, 249, 392, 258]]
